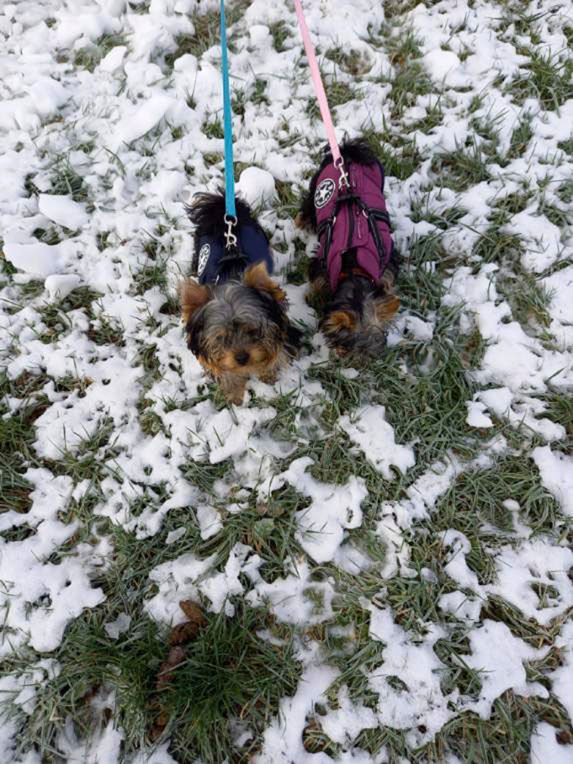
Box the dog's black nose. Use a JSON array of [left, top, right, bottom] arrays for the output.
[[235, 350, 250, 366]]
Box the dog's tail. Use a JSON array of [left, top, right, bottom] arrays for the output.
[[186, 192, 259, 238], [339, 138, 378, 166]]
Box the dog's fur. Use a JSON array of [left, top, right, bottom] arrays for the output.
[[180, 194, 300, 404], [299, 140, 400, 357]]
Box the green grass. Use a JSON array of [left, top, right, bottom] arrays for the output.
[[325, 46, 372, 75], [161, 605, 300, 761], [362, 127, 422, 180], [540, 390, 573, 444], [3, 597, 299, 762], [498, 269, 553, 331], [431, 139, 491, 192], [202, 115, 224, 140], [284, 236, 311, 286], [507, 117, 534, 160], [306, 77, 360, 120], [2, 0, 573, 760], [269, 20, 290, 53], [35, 287, 102, 343], [511, 50, 573, 111], [73, 34, 126, 72], [48, 158, 89, 202], [374, 29, 433, 117], [164, 1, 250, 66], [0, 375, 42, 514]]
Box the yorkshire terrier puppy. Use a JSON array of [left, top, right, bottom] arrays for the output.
[[299, 140, 400, 357], [180, 193, 300, 404]]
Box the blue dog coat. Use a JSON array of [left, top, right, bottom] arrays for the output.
[[195, 222, 273, 285]]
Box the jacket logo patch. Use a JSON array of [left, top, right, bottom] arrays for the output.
[[314, 178, 335, 209], [197, 243, 210, 276]]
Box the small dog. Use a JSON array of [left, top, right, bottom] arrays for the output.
[[180, 193, 300, 404], [299, 140, 400, 356]]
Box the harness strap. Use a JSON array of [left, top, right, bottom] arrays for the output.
[[370, 210, 393, 230], [215, 250, 248, 282], [293, 0, 348, 189], [315, 170, 393, 280], [220, 0, 237, 245]]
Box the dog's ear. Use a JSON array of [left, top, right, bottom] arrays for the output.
[[179, 279, 211, 323], [243, 261, 286, 303], [323, 309, 357, 334], [374, 295, 400, 323]]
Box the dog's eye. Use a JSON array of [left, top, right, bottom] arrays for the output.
[[246, 328, 259, 340]]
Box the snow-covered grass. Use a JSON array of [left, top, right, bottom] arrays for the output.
[[1, 0, 573, 761]]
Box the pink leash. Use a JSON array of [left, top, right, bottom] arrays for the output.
[[293, 0, 349, 188]]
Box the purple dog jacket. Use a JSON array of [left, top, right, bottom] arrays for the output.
[[313, 159, 393, 291]]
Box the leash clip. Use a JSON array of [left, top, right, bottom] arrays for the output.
[[335, 156, 349, 190], [224, 214, 238, 249]]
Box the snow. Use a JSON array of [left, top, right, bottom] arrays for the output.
[[423, 49, 461, 84], [488, 541, 573, 625], [1, 0, 573, 758], [504, 209, 564, 273], [320, 685, 378, 745], [368, 605, 453, 746], [260, 457, 368, 563], [531, 723, 573, 764], [38, 194, 88, 230], [45, 273, 82, 300], [339, 405, 416, 480], [532, 446, 573, 516], [255, 662, 339, 764], [462, 620, 547, 719], [4, 241, 63, 277], [237, 166, 276, 207], [247, 559, 335, 625], [465, 400, 493, 428], [104, 613, 132, 639], [114, 94, 175, 146]]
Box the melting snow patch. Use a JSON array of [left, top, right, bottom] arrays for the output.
[[462, 620, 547, 719], [44, 274, 82, 300], [465, 400, 493, 428], [552, 621, 573, 724], [260, 457, 367, 563], [236, 166, 276, 207], [248, 559, 334, 624], [321, 685, 378, 745], [38, 194, 88, 230], [4, 241, 63, 277], [440, 530, 482, 593], [531, 723, 573, 764], [487, 541, 573, 625], [531, 446, 573, 516], [367, 605, 453, 747], [339, 405, 415, 480], [503, 210, 563, 273], [254, 663, 339, 764], [202, 406, 276, 464]]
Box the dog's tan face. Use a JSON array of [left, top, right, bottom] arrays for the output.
[[322, 292, 400, 356], [312, 267, 399, 357], [180, 263, 293, 402]]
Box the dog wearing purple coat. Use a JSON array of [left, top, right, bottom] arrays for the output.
[[299, 139, 400, 357]]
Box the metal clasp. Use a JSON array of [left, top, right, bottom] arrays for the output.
[[224, 214, 238, 249], [334, 156, 349, 190]]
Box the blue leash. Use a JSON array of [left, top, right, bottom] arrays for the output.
[[220, 0, 237, 246]]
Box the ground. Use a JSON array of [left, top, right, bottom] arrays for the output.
[[1, 0, 573, 762]]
